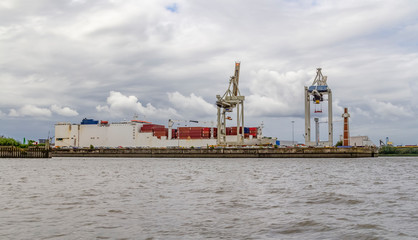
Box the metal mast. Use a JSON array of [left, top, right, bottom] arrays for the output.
[[304, 68, 333, 146], [216, 62, 245, 145]]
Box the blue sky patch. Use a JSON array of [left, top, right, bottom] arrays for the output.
[[166, 3, 178, 13]]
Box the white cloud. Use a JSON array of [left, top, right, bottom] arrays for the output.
[[70, 0, 86, 5], [352, 107, 372, 119], [97, 91, 179, 119], [167, 91, 216, 118], [246, 69, 309, 117], [367, 99, 413, 119], [9, 105, 52, 117], [5, 104, 78, 118], [50, 104, 79, 117], [0, 1, 14, 9], [8, 109, 19, 117], [96, 105, 109, 112]]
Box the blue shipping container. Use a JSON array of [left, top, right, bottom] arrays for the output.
[[308, 85, 328, 92], [276, 140, 280, 146], [81, 118, 99, 125]]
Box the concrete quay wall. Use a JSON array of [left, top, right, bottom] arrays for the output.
[[0, 146, 51, 158], [52, 147, 378, 158]]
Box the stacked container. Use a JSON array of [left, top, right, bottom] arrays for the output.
[[140, 124, 169, 139], [178, 127, 203, 139], [140, 124, 165, 133], [202, 128, 211, 139], [224, 126, 258, 138], [153, 128, 168, 139], [244, 127, 250, 138], [249, 127, 258, 138], [230, 127, 244, 135], [226, 127, 232, 135]]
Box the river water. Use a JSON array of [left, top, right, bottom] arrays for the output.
[[0, 157, 417, 240]]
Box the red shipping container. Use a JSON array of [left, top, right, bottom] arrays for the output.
[[141, 124, 165, 132], [226, 127, 232, 135], [231, 127, 244, 134]]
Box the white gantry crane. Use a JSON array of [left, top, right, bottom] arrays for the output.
[[304, 68, 333, 146], [216, 62, 245, 145]]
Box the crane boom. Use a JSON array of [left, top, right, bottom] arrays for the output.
[[232, 62, 240, 96]]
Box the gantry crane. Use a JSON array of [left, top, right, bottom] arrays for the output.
[[304, 68, 333, 146], [216, 62, 245, 145]]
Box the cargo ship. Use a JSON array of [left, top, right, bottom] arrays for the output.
[[54, 118, 275, 148]]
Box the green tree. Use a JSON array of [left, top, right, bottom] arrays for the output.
[[379, 146, 400, 154], [0, 137, 21, 146]]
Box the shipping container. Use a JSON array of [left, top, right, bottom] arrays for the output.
[[230, 127, 244, 134], [140, 124, 165, 132], [226, 127, 232, 135], [81, 118, 99, 125], [192, 127, 203, 130], [308, 85, 328, 92], [153, 128, 168, 139]]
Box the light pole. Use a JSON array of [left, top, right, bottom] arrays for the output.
[[175, 123, 180, 148], [291, 120, 295, 146]]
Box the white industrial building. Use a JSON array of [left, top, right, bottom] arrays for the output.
[[338, 135, 375, 147], [349, 136, 375, 147]]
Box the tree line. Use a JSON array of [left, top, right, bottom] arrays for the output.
[[0, 137, 41, 148], [379, 146, 418, 155]]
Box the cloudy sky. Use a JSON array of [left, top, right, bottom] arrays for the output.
[[1, 0, 417, 145]]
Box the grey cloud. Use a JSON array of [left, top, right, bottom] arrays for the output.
[[1, 0, 418, 144]]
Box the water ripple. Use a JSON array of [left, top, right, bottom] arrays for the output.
[[0, 157, 417, 239]]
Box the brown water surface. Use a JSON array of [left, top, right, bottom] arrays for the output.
[[0, 157, 417, 239]]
